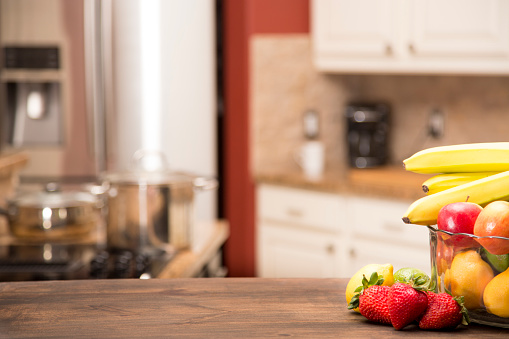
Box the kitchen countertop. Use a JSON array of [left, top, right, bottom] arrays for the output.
[[256, 166, 433, 201], [0, 151, 29, 233], [157, 220, 229, 278], [0, 278, 506, 338], [0, 151, 28, 178]]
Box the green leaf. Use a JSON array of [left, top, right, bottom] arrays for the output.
[[361, 275, 369, 289], [368, 272, 379, 286], [453, 295, 470, 326], [348, 294, 360, 310]]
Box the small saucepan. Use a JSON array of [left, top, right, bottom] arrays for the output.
[[0, 184, 102, 242]]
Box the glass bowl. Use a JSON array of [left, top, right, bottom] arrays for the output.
[[428, 226, 509, 328]]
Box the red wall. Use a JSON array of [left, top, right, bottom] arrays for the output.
[[223, 0, 309, 277], [250, 0, 309, 34]]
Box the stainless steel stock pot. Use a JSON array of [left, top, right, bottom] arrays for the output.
[[100, 151, 217, 253]]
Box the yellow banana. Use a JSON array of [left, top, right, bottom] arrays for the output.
[[422, 172, 500, 195], [403, 170, 509, 225], [403, 142, 509, 174]]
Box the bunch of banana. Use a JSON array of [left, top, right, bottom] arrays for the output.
[[422, 172, 500, 195], [403, 142, 509, 174], [401, 142, 509, 225]]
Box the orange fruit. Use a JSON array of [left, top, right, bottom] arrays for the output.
[[449, 250, 494, 310], [473, 201, 509, 255], [484, 268, 509, 318]]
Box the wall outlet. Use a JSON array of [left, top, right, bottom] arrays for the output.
[[428, 109, 444, 139], [303, 110, 319, 139]]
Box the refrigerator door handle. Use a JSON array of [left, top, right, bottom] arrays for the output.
[[84, 0, 107, 175]]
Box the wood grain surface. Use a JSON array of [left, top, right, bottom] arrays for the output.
[[0, 278, 507, 338]]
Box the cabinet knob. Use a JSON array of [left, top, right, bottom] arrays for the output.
[[408, 43, 415, 54], [385, 44, 393, 56], [326, 244, 335, 254], [383, 223, 404, 233], [286, 208, 303, 218], [349, 248, 356, 258]]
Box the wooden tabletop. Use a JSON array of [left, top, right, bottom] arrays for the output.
[[0, 278, 507, 338]]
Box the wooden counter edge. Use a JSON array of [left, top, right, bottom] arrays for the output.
[[156, 220, 229, 278], [0, 151, 29, 177]]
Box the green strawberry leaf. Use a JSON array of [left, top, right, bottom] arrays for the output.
[[368, 272, 379, 286], [407, 273, 433, 292], [427, 279, 436, 292], [347, 293, 360, 310], [453, 295, 470, 326], [347, 272, 385, 310]]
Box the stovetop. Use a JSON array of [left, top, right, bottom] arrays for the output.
[[0, 243, 175, 281], [88, 248, 174, 279]]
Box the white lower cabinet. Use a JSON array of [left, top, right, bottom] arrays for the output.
[[344, 196, 431, 277], [258, 222, 341, 278], [256, 184, 346, 278], [256, 184, 431, 278]]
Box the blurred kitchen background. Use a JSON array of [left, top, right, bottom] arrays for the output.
[[1, 0, 509, 280]]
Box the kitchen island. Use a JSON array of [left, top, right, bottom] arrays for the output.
[[0, 278, 506, 338]]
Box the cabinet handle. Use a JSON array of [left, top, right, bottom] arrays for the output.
[[385, 44, 393, 56], [349, 248, 356, 258], [286, 208, 303, 218], [326, 244, 335, 254], [383, 223, 404, 233], [408, 43, 415, 54]]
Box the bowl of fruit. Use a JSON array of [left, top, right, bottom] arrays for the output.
[[402, 142, 509, 328], [428, 201, 509, 328]]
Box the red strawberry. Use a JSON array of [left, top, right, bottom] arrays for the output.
[[388, 282, 428, 330], [348, 272, 391, 324], [359, 285, 391, 324], [417, 291, 436, 322], [418, 292, 470, 330]]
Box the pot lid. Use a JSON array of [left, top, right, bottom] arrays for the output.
[[103, 169, 195, 186], [10, 190, 97, 208], [103, 150, 196, 186]]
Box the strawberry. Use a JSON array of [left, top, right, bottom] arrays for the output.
[[418, 292, 470, 330], [348, 272, 391, 324], [388, 280, 429, 330], [359, 285, 391, 324]]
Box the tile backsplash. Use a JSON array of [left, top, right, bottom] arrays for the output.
[[251, 35, 509, 176]]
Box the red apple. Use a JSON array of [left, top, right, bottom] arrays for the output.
[[474, 201, 509, 255], [437, 202, 483, 249]]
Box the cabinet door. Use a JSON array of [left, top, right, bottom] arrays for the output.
[[409, 0, 509, 58], [312, 0, 509, 74], [312, 0, 399, 58], [258, 222, 341, 278]]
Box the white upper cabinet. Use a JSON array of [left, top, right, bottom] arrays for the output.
[[312, 0, 509, 74], [313, 0, 399, 58]]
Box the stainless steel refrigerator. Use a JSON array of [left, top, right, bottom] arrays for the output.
[[0, 0, 218, 224]]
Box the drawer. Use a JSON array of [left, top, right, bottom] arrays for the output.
[[347, 236, 431, 276], [348, 196, 430, 248], [257, 184, 344, 232]]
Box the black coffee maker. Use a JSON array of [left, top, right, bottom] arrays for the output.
[[346, 103, 390, 168]]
